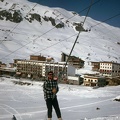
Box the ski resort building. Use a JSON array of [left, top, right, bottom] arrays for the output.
[[67, 76, 83, 85], [91, 61, 120, 77], [83, 75, 106, 87], [99, 61, 120, 77], [15, 59, 75, 81], [61, 52, 84, 68], [91, 62, 100, 71], [30, 55, 46, 61], [0, 67, 16, 77]]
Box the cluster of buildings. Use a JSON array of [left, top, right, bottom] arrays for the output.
[[0, 53, 120, 87]]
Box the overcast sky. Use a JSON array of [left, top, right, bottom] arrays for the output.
[[28, 0, 120, 28]]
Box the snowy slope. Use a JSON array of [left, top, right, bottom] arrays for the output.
[[0, 77, 120, 120], [0, 0, 120, 71]]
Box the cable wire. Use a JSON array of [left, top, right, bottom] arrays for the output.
[[90, 13, 120, 28], [0, 0, 100, 60], [58, 0, 94, 80]]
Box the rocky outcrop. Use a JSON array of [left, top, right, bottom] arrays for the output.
[[0, 9, 23, 23]]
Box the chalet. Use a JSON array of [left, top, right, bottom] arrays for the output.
[[30, 55, 46, 61], [0, 62, 16, 76], [9, 63, 15, 68], [84, 75, 106, 87], [46, 57, 54, 62], [0, 63, 7, 68], [0, 67, 16, 76], [68, 76, 83, 85], [61, 52, 84, 68], [91, 62, 100, 71]]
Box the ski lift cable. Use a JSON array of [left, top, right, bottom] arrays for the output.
[[0, 0, 100, 40], [1, 13, 118, 61], [0, 9, 119, 61], [0, 3, 38, 47], [18, 3, 120, 59], [1, 0, 118, 62], [0, 0, 100, 60], [1, 0, 101, 48], [60, 0, 94, 80], [89, 12, 120, 42], [1, 11, 119, 60], [1, 0, 101, 39], [90, 13, 120, 29], [55, 0, 101, 22]]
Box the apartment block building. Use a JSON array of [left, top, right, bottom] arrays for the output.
[[84, 75, 106, 87], [16, 59, 75, 81], [99, 62, 120, 77]]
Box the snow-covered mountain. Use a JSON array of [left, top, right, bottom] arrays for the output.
[[0, 0, 120, 68]]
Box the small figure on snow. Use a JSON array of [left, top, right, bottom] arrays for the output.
[[12, 115, 17, 120], [96, 107, 100, 110]]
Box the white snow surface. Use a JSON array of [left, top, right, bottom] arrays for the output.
[[0, 77, 120, 120]]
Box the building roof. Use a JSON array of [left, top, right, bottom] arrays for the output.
[[100, 61, 120, 65], [84, 75, 105, 79]]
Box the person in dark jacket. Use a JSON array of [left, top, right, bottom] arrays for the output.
[[12, 115, 17, 120], [43, 71, 62, 120]]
